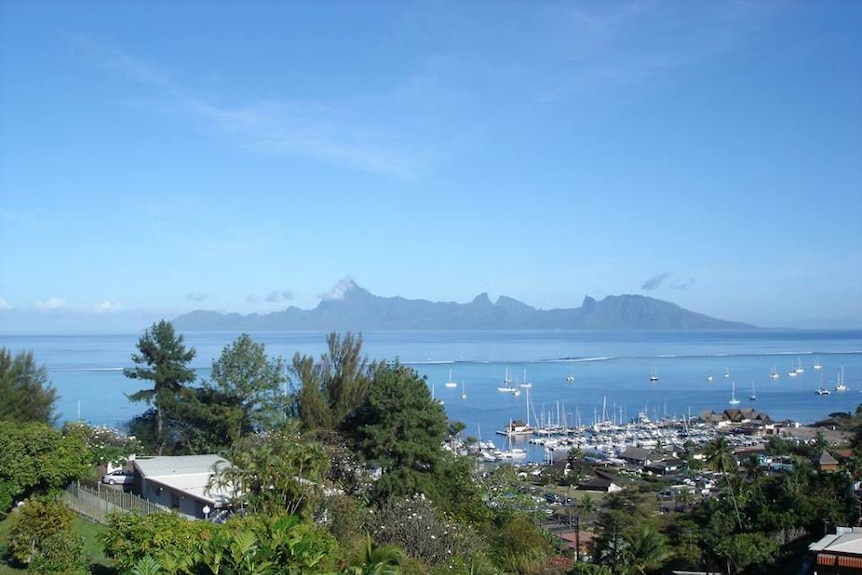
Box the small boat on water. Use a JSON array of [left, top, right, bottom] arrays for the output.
[[813, 357, 823, 371], [445, 369, 457, 388], [835, 367, 847, 392], [520, 369, 532, 388], [769, 366, 780, 380], [649, 363, 659, 383], [817, 387, 831, 395], [749, 382, 757, 401], [729, 382, 741, 405]]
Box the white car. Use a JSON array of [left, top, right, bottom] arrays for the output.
[[102, 470, 134, 485]]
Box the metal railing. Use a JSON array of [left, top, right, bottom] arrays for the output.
[[63, 482, 163, 524]]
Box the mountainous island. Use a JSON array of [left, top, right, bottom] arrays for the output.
[[172, 281, 754, 331]]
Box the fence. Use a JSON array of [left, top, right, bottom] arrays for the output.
[[63, 482, 163, 524]]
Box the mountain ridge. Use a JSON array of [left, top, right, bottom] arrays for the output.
[[172, 281, 754, 331]]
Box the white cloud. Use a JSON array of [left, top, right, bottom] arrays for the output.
[[319, 277, 357, 301], [35, 297, 66, 310], [93, 301, 125, 313]]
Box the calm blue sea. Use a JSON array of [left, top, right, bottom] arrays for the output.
[[2, 330, 861, 462]]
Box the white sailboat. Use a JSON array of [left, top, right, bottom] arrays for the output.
[[649, 363, 659, 383], [461, 382, 467, 401], [445, 368, 457, 388], [729, 382, 741, 405], [749, 382, 757, 401], [497, 367, 519, 393], [835, 367, 847, 392], [813, 357, 823, 371], [519, 369, 532, 388], [769, 366, 780, 380]]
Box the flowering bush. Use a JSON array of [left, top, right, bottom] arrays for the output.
[[365, 493, 487, 569]]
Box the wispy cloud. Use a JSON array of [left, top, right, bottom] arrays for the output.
[[0, 298, 12, 311], [93, 301, 124, 313], [319, 276, 357, 301], [76, 39, 420, 178], [265, 290, 294, 303], [35, 297, 66, 310], [186, 292, 208, 303], [641, 273, 669, 291], [535, 2, 770, 100], [671, 277, 696, 290]]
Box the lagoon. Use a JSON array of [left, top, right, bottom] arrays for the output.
[[2, 329, 861, 462]]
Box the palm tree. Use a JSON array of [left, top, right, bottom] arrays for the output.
[[703, 436, 743, 529], [626, 523, 670, 575], [344, 534, 404, 575], [578, 493, 597, 526]]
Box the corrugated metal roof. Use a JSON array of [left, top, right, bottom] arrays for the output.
[[134, 455, 229, 478]]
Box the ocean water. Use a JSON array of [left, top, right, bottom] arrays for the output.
[[2, 330, 861, 462]]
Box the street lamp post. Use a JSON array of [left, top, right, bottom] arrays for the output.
[[203, 505, 211, 521]]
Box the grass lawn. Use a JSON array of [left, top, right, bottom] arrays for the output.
[[0, 515, 114, 574]]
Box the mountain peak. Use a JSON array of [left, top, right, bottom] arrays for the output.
[[320, 277, 363, 301]]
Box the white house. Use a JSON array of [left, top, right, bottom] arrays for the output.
[[133, 455, 233, 520]]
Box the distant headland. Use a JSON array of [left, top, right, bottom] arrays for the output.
[[172, 280, 754, 331]]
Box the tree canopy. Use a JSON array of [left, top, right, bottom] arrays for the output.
[[0, 348, 57, 425], [350, 362, 448, 499], [124, 320, 197, 454]]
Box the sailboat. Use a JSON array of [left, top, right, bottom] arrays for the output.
[[769, 366, 780, 380], [519, 369, 532, 388], [728, 382, 741, 405], [813, 357, 823, 371], [794, 358, 804, 374], [835, 367, 847, 392], [461, 382, 467, 401], [497, 367, 519, 393], [649, 363, 659, 383], [749, 382, 757, 401], [444, 369, 457, 388], [724, 366, 731, 379]]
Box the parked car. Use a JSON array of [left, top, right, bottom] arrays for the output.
[[102, 470, 134, 485]]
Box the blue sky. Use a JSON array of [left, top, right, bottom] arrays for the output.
[[1, 1, 860, 332]]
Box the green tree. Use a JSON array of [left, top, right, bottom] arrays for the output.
[[124, 320, 196, 454], [205, 334, 287, 436], [343, 534, 405, 575], [210, 419, 329, 517], [0, 421, 89, 515], [0, 348, 57, 425], [350, 362, 448, 498], [291, 332, 376, 433], [177, 334, 288, 452], [626, 523, 669, 575], [702, 436, 743, 529], [7, 498, 86, 574]]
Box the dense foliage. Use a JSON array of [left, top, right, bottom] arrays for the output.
[[6, 497, 87, 574], [0, 421, 89, 515], [0, 348, 57, 425]]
